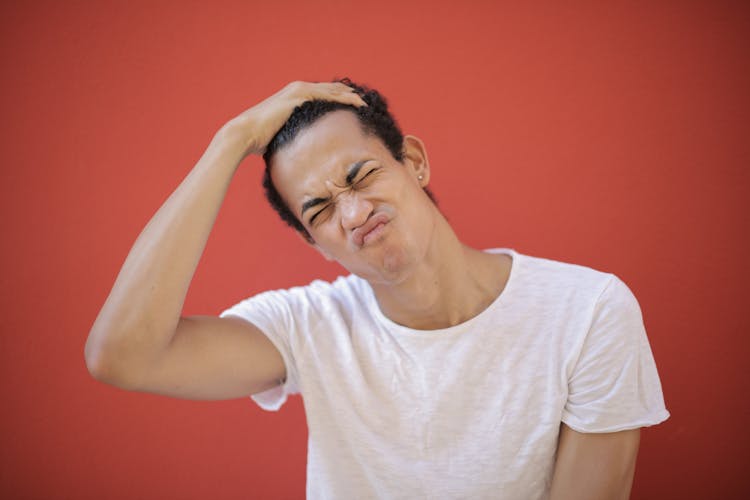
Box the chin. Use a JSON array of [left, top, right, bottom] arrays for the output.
[[382, 246, 412, 274], [353, 244, 416, 285]]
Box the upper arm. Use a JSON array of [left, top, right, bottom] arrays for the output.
[[129, 315, 286, 401], [563, 276, 668, 433], [549, 423, 641, 500]]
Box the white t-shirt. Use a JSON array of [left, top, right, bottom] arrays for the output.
[[221, 249, 669, 499]]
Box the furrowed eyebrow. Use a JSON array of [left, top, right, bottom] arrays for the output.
[[301, 196, 330, 219], [300, 159, 374, 220], [345, 159, 372, 185]]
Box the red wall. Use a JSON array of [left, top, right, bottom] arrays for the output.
[[1, 1, 748, 498]]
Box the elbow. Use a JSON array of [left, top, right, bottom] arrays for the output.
[[84, 329, 142, 391], [84, 342, 114, 384]]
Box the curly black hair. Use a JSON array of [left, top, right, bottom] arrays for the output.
[[262, 78, 436, 243]]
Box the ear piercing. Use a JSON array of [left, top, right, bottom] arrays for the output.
[[418, 175, 424, 180]]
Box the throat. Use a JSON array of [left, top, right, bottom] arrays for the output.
[[371, 248, 512, 330]]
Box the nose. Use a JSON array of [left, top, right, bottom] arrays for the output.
[[338, 190, 373, 231]]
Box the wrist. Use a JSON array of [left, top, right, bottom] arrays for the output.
[[214, 118, 262, 158], [197, 130, 249, 176]]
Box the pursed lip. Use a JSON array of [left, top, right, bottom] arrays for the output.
[[351, 212, 390, 247]]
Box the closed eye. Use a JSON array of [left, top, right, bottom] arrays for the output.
[[308, 168, 380, 225], [355, 168, 379, 186], [309, 205, 328, 225]]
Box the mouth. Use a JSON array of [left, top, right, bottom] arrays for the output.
[[352, 212, 390, 247]]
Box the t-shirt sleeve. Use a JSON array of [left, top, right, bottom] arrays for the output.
[[561, 275, 670, 433], [220, 288, 304, 412]]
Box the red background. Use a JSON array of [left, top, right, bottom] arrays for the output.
[[1, 1, 748, 498]]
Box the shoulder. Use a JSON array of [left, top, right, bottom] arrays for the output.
[[519, 251, 611, 285], [221, 273, 372, 320], [506, 250, 619, 308], [304, 273, 373, 313]]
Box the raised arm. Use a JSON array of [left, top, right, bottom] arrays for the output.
[[85, 81, 366, 400]]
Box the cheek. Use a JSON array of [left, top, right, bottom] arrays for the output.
[[378, 169, 419, 199], [311, 224, 342, 248], [395, 178, 429, 212]]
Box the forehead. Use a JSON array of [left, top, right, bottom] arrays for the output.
[[270, 110, 391, 201]]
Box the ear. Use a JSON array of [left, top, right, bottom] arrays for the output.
[[296, 231, 335, 261], [402, 135, 431, 187]]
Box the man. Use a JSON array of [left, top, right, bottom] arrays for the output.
[[86, 79, 669, 499]]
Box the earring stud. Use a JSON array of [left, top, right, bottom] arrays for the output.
[[418, 175, 424, 180]]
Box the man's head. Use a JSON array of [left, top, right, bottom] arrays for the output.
[[262, 79, 440, 283], [262, 78, 436, 244]]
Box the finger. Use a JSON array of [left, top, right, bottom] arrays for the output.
[[334, 84, 368, 107], [311, 82, 347, 95], [329, 81, 354, 92], [313, 83, 367, 107], [340, 90, 368, 107]]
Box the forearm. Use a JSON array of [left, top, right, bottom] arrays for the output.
[[85, 127, 246, 382], [85, 81, 367, 387]]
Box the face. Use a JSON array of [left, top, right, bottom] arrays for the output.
[[270, 110, 436, 285]]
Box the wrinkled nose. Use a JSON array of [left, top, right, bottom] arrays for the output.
[[339, 191, 373, 231]]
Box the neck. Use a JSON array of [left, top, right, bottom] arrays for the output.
[[370, 218, 511, 330]]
